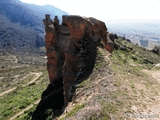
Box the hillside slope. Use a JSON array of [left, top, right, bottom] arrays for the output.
[[0, 38, 159, 120], [0, 0, 68, 52], [57, 39, 160, 120]]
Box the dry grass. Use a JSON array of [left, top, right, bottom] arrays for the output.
[[1, 38, 160, 120], [58, 39, 160, 120]]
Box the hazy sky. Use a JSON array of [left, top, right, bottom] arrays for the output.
[[20, 0, 160, 21]]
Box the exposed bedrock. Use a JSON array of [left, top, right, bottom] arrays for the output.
[[32, 15, 117, 119]]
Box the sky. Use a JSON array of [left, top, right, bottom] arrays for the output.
[[20, 0, 160, 21]]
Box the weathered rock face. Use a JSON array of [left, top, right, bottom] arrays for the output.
[[105, 33, 118, 53], [44, 14, 111, 105], [32, 15, 115, 119]]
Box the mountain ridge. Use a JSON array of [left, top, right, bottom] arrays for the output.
[[0, 0, 68, 53]]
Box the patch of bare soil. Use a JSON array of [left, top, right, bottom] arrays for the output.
[[129, 69, 160, 120], [142, 69, 160, 84], [13, 56, 18, 63]]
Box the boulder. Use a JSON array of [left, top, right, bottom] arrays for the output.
[[104, 33, 118, 53]]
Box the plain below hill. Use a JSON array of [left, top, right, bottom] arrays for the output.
[[0, 0, 68, 53], [106, 20, 160, 49]]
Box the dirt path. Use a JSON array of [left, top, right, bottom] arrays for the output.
[[23, 72, 43, 86], [9, 99, 40, 120], [0, 72, 43, 97], [0, 87, 16, 97], [98, 48, 111, 62]]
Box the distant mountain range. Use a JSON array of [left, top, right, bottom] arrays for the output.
[[0, 0, 68, 53]]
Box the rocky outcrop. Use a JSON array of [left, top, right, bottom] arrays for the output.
[[105, 33, 118, 53], [109, 33, 118, 43], [152, 45, 160, 55], [32, 15, 116, 119], [44, 14, 110, 105]]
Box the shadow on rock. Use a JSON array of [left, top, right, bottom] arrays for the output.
[[32, 79, 64, 120]]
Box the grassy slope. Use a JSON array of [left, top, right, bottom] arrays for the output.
[[0, 52, 49, 120], [0, 38, 160, 120], [58, 39, 160, 120]]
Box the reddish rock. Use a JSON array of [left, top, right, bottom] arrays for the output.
[[104, 33, 118, 53], [43, 14, 114, 106], [105, 40, 114, 53]]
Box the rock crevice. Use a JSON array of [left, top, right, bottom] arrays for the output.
[[32, 14, 115, 119]]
